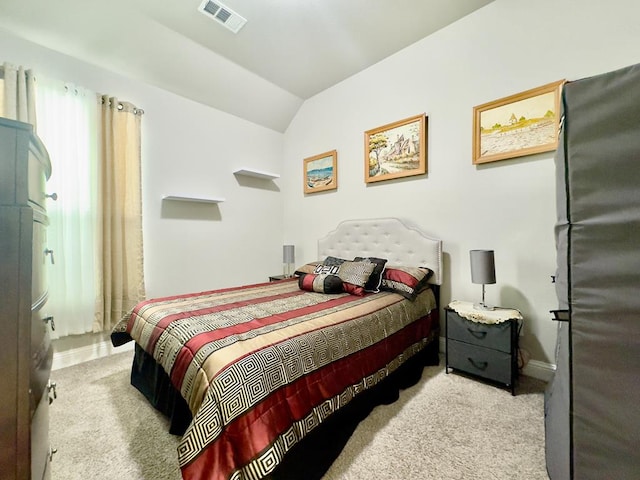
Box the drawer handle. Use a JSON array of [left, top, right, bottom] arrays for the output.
[[47, 380, 57, 404], [466, 328, 487, 339], [46, 192, 58, 201], [467, 357, 489, 371], [49, 446, 58, 462], [45, 248, 55, 265], [43, 315, 56, 331]]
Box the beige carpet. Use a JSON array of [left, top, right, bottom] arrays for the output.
[[50, 351, 549, 479]]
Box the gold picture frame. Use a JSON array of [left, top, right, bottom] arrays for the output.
[[365, 114, 427, 183], [472, 80, 565, 165], [303, 149, 337, 194]]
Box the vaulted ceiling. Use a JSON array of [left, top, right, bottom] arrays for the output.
[[0, 0, 493, 131]]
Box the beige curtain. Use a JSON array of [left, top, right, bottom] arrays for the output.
[[0, 62, 38, 127], [94, 95, 145, 331]]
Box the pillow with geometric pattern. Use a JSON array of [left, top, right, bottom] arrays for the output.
[[335, 260, 376, 296], [380, 266, 434, 301], [312, 256, 347, 275], [354, 256, 387, 293]]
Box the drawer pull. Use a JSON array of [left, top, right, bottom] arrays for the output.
[[49, 446, 58, 461], [47, 380, 57, 404], [46, 192, 58, 201], [45, 248, 55, 265], [43, 315, 56, 331], [467, 357, 489, 370], [466, 328, 487, 339]]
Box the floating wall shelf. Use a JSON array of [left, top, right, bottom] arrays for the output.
[[162, 195, 225, 204], [233, 168, 280, 180]]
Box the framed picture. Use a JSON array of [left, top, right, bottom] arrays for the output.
[[472, 80, 565, 165], [303, 149, 337, 194], [365, 114, 427, 183]]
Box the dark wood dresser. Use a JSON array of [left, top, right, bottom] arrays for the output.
[[0, 117, 56, 479]]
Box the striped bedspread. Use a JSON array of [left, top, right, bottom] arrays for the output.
[[112, 278, 438, 480]]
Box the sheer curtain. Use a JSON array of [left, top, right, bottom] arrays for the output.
[[0, 62, 38, 126], [94, 96, 145, 331], [31, 74, 145, 338], [35, 76, 99, 338]]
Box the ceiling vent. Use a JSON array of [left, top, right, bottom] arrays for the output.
[[198, 0, 247, 33]]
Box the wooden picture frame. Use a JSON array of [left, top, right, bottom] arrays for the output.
[[303, 149, 337, 194], [472, 80, 565, 165], [365, 114, 427, 183]]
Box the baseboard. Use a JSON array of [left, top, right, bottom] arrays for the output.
[[439, 336, 556, 382], [52, 338, 134, 371], [522, 359, 556, 382]]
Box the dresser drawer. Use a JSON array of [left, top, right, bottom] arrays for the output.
[[31, 309, 52, 370], [32, 214, 49, 306], [447, 339, 512, 385], [31, 390, 51, 480], [28, 146, 51, 210], [446, 310, 512, 353], [30, 344, 53, 415]]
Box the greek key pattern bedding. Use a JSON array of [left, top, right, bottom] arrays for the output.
[[112, 279, 437, 480]]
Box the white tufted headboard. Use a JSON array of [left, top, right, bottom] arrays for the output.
[[317, 218, 443, 285]]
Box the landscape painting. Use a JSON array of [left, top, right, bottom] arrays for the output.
[[365, 114, 427, 183], [304, 149, 337, 194], [473, 80, 565, 164]]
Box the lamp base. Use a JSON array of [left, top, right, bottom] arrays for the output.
[[283, 263, 295, 278], [473, 302, 495, 311]]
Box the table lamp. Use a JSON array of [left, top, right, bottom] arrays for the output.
[[283, 245, 295, 278], [470, 249, 495, 310]]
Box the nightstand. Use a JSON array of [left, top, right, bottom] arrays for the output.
[[445, 303, 521, 395], [268, 275, 288, 282]]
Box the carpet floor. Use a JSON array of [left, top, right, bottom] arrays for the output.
[[50, 351, 549, 479]]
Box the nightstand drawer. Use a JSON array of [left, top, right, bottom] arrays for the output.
[[446, 310, 512, 353], [447, 339, 512, 385]]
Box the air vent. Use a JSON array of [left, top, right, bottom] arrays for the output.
[[198, 0, 247, 33]]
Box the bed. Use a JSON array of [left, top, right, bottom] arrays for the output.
[[111, 217, 443, 480]]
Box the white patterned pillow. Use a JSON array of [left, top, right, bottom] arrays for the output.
[[336, 260, 376, 296]]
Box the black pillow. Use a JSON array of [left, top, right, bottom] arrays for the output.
[[354, 256, 388, 292], [313, 256, 347, 275], [324, 255, 347, 266]]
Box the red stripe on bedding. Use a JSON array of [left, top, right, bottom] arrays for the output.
[[170, 293, 363, 391], [181, 313, 434, 480], [385, 268, 421, 287], [145, 289, 305, 353]]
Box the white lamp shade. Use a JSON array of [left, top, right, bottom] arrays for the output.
[[470, 250, 496, 285]]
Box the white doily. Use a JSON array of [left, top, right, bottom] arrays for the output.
[[448, 300, 523, 324]]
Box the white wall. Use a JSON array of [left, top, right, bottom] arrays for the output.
[[0, 28, 285, 298], [281, 0, 640, 366], [4, 0, 640, 369]]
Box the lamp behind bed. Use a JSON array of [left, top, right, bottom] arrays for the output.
[[283, 244, 295, 278]]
